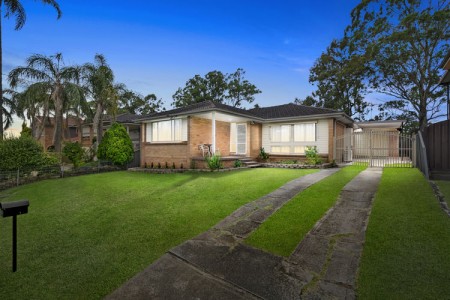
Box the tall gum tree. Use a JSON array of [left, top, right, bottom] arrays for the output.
[[347, 0, 450, 132]]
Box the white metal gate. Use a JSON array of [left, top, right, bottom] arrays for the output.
[[335, 131, 415, 167]]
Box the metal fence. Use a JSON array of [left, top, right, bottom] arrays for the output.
[[0, 161, 121, 192], [335, 130, 415, 167]]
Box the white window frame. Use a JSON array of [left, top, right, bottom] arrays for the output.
[[146, 118, 188, 143], [266, 122, 317, 155]]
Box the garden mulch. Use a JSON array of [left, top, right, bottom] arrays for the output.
[[106, 168, 382, 299]]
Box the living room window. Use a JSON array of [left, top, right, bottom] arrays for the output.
[[293, 123, 316, 142], [147, 118, 187, 142]]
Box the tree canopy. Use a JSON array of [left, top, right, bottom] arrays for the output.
[[118, 90, 165, 115], [172, 68, 261, 108], [303, 0, 449, 131], [347, 0, 449, 131], [306, 38, 371, 120]]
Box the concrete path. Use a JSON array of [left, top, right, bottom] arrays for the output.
[[106, 168, 381, 299]]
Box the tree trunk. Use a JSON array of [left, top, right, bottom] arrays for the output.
[[52, 85, 64, 152], [92, 102, 103, 146]]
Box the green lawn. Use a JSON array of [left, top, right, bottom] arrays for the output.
[[358, 168, 450, 299], [436, 180, 450, 206], [245, 165, 366, 257], [0, 168, 316, 299]]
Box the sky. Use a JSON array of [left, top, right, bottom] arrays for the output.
[[4, 0, 366, 133]]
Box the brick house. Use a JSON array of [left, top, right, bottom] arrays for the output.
[[34, 116, 82, 150], [81, 113, 143, 151], [136, 101, 354, 168]]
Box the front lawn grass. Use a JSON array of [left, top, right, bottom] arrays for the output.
[[245, 164, 366, 257], [358, 168, 450, 299], [436, 180, 450, 206], [0, 168, 316, 299]]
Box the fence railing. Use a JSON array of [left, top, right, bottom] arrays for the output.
[[0, 161, 121, 192]]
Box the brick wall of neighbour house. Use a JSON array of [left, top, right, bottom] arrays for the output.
[[249, 123, 262, 158], [37, 125, 81, 150]]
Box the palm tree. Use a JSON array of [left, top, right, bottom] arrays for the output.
[[13, 82, 52, 140], [1, 88, 16, 131], [83, 54, 119, 145], [0, 0, 61, 139], [9, 53, 82, 152]]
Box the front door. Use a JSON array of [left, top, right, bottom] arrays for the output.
[[236, 123, 247, 155]]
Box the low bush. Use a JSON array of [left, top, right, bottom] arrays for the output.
[[205, 154, 223, 171], [0, 135, 59, 171], [305, 146, 322, 165], [97, 123, 134, 166], [258, 147, 269, 161], [63, 142, 84, 168]]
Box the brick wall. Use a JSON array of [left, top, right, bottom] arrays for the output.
[[141, 116, 232, 168], [249, 123, 262, 158]]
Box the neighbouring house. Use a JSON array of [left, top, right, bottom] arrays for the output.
[[439, 50, 450, 119], [34, 116, 82, 150], [81, 113, 143, 151], [136, 100, 354, 168]]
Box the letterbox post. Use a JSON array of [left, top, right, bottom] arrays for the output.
[[0, 200, 29, 272], [13, 215, 17, 272]]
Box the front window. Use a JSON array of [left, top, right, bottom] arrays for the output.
[[267, 122, 317, 155], [147, 118, 187, 142]]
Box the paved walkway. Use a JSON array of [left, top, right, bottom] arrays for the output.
[[107, 168, 382, 299]]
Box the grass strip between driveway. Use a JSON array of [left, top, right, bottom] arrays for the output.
[[357, 168, 450, 299], [0, 168, 317, 299], [245, 164, 367, 257]]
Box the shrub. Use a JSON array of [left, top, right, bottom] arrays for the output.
[[305, 146, 322, 165], [172, 162, 176, 169], [0, 135, 58, 171], [97, 123, 134, 166], [259, 147, 269, 161], [234, 160, 242, 168], [63, 142, 84, 168], [205, 154, 223, 171]]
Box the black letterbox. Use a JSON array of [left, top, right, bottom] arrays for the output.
[[0, 200, 29, 218]]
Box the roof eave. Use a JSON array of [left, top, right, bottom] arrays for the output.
[[262, 112, 354, 124], [135, 107, 262, 123]]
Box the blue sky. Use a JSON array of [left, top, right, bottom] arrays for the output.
[[4, 0, 364, 131]]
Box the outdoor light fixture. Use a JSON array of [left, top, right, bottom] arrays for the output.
[[0, 200, 29, 272]]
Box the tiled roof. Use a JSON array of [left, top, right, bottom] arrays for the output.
[[249, 103, 342, 119], [137, 100, 347, 121], [115, 113, 147, 123], [138, 100, 260, 120]]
